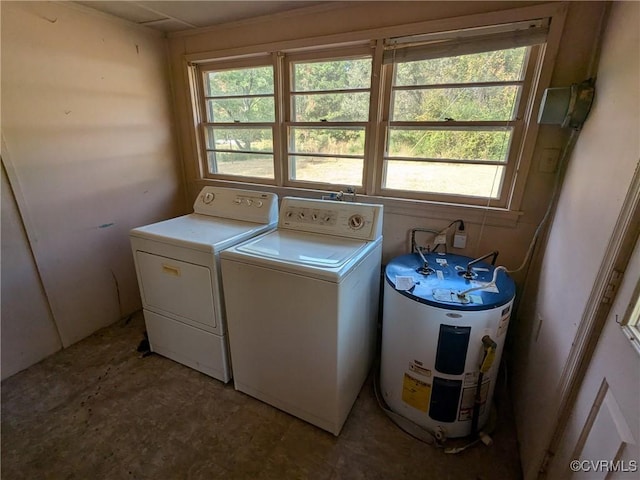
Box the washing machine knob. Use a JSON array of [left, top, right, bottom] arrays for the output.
[[203, 192, 215, 204], [256, 200, 263, 208], [245, 198, 253, 206], [349, 214, 364, 230], [234, 198, 242, 205]]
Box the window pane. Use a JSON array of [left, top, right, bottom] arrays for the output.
[[206, 98, 274, 123], [289, 156, 363, 186], [291, 127, 365, 156], [627, 294, 640, 349], [388, 128, 512, 162], [207, 152, 274, 179], [292, 92, 370, 122], [293, 58, 371, 91], [384, 161, 504, 198], [394, 47, 527, 86], [391, 86, 520, 121], [205, 66, 274, 96], [205, 127, 272, 152]]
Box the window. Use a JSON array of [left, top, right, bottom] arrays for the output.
[[378, 19, 546, 206], [199, 60, 277, 180], [382, 47, 529, 201], [192, 18, 549, 208], [623, 279, 640, 356], [285, 51, 372, 188]]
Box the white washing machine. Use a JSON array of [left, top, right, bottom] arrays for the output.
[[220, 197, 383, 435], [130, 187, 278, 382]]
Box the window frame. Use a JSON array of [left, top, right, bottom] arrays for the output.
[[282, 45, 374, 193], [184, 4, 566, 216], [374, 43, 542, 208], [195, 54, 282, 185]]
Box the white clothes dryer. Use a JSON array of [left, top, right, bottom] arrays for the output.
[[130, 187, 277, 382], [220, 197, 383, 435]]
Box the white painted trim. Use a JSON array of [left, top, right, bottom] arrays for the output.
[[570, 379, 609, 462]]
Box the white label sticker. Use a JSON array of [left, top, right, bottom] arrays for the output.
[[458, 380, 490, 421], [436, 258, 447, 265], [469, 294, 483, 304], [409, 363, 432, 378], [497, 314, 511, 337], [436, 270, 444, 280], [464, 371, 479, 386], [470, 280, 499, 293], [395, 276, 415, 291]]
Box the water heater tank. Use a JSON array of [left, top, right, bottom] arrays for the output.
[[380, 252, 515, 439]]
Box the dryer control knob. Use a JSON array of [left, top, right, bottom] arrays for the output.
[[234, 198, 242, 205], [203, 192, 215, 204], [245, 198, 253, 206], [349, 214, 364, 230], [256, 200, 263, 208]]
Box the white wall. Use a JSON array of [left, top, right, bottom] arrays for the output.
[[1, 1, 185, 376], [512, 1, 640, 477], [1, 163, 62, 379]]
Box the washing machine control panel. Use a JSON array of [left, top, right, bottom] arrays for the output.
[[279, 197, 383, 240], [193, 186, 278, 224]]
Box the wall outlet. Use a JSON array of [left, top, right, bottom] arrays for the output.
[[453, 233, 467, 249], [539, 147, 560, 173]]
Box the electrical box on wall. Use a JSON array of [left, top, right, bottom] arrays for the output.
[[538, 87, 572, 124], [453, 233, 467, 249], [538, 80, 595, 129]]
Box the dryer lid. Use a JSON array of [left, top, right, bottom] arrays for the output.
[[130, 214, 275, 253]]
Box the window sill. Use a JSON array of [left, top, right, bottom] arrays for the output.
[[194, 178, 523, 228], [371, 195, 522, 227]]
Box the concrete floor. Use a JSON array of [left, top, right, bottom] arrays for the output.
[[1, 312, 522, 479]]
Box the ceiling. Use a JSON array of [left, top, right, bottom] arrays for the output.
[[75, 1, 324, 33]]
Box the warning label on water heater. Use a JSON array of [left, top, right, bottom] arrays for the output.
[[497, 314, 511, 337], [409, 362, 432, 378], [458, 379, 490, 421], [402, 373, 431, 412]]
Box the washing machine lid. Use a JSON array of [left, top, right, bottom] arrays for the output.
[[386, 252, 516, 311], [130, 214, 276, 253], [223, 230, 378, 281]]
